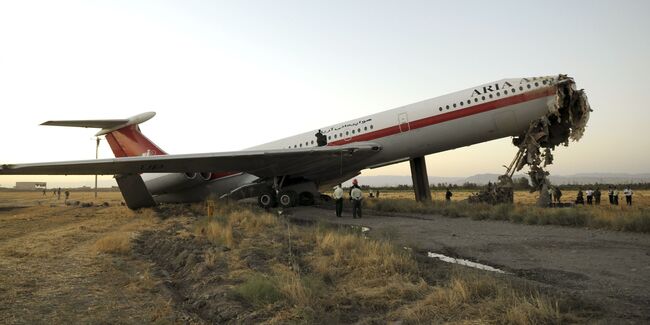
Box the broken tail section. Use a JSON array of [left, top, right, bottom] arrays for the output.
[[41, 112, 167, 157]]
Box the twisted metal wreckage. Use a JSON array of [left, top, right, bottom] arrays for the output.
[[469, 75, 592, 206]]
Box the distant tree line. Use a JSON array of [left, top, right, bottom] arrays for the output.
[[366, 179, 650, 191]]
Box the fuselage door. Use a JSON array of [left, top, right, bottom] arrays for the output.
[[398, 112, 410, 132]]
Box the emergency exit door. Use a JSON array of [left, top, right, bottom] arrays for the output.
[[398, 112, 410, 132]]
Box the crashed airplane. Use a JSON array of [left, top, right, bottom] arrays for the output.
[[0, 75, 590, 209], [470, 75, 591, 205]]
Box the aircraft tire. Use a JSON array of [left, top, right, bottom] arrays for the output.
[[278, 190, 297, 208], [258, 192, 277, 208]]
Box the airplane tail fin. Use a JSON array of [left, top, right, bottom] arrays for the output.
[[41, 112, 167, 157]]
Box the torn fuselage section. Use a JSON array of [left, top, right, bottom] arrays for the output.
[[470, 75, 592, 205]]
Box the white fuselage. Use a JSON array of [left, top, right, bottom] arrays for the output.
[[150, 76, 558, 202]]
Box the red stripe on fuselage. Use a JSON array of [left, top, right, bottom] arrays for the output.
[[327, 86, 556, 145]]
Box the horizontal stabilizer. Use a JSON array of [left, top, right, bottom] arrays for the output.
[[41, 119, 129, 129], [41, 112, 156, 136]]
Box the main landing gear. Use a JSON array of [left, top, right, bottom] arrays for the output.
[[256, 177, 315, 208], [257, 190, 299, 208]]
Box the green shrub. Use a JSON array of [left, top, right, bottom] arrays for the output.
[[236, 274, 283, 306]]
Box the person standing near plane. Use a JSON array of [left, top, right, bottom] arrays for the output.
[[315, 130, 327, 147], [445, 188, 453, 202], [349, 179, 363, 218], [333, 184, 344, 217], [554, 187, 562, 203], [57, 187, 61, 200], [594, 188, 601, 205], [624, 187, 633, 206], [575, 189, 585, 205], [586, 189, 593, 205], [608, 186, 614, 205], [613, 188, 619, 205]]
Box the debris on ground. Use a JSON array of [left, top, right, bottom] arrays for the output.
[[468, 176, 514, 204], [469, 75, 591, 206]]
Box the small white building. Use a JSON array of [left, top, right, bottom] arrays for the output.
[[14, 182, 47, 190]]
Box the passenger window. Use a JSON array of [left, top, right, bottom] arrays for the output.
[[496, 92, 500, 97], [489, 94, 493, 98], [481, 96, 485, 100], [446, 105, 449, 110], [474, 98, 478, 102], [364, 126, 368, 131], [460, 101, 464, 106], [535, 82, 539, 87], [439, 107, 442, 111], [519, 86, 523, 91], [453, 103, 457, 108], [352, 130, 355, 134], [511, 88, 515, 93], [504, 90, 508, 95], [542, 80, 547, 85], [467, 100, 471, 105], [527, 84, 531, 89], [358, 128, 361, 133], [370, 125, 374, 129]]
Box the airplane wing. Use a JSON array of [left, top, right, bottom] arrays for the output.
[[0, 142, 382, 180]]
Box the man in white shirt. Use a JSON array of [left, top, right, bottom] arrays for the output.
[[333, 184, 344, 217], [623, 187, 634, 206], [349, 179, 363, 219], [586, 189, 594, 205]]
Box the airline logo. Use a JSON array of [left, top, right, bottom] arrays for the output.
[[471, 81, 514, 97]]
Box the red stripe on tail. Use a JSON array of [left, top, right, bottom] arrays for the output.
[[104, 125, 167, 157]]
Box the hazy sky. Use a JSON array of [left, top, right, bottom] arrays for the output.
[[1, 0, 649, 187]]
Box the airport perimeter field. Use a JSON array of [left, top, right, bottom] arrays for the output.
[[380, 188, 650, 207], [0, 191, 648, 323]]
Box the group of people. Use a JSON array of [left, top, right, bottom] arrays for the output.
[[42, 187, 70, 201], [332, 179, 364, 218], [569, 186, 634, 206]]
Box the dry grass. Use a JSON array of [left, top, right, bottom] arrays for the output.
[[93, 232, 132, 254], [0, 191, 183, 323], [377, 189, 650, 207], [311, 231, 418, 279], [393, 271, 565, 324], [201, 220, 235, 246], [189, 202, 590, 324], [0, 191, 593, 323], [364, 194, 650, 233], [194, 204, 277, 247]]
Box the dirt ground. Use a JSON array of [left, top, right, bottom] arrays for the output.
[[1, 191, 648, 323], [0, 192, 192, 324], [288, 205, 650, 323]]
